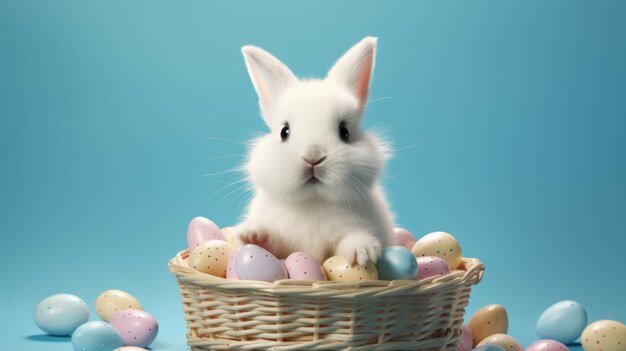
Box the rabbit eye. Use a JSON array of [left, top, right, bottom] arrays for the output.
[[339, 122, 349, 143], [280, 123, 290, 142]]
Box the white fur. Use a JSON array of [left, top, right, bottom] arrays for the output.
[[237, 37, 394, 266]]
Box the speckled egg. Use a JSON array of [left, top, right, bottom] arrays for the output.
[[188, 239, 232, 277], [474, 345, 505, 351], [226, 246, 242, 279], [536, 300, 587, 345], [284, 252, 326, 280], [456, 324, 473, 351], [411, 231, 462, 270], [526, 339, 570, 351], [71, 321, 124, 351], [95, 289, 142, 322], [416, 256, 451, 280], [234, 244, 288, 282], [221, 226, 242, 248], [392, 227, 417, 250], [187, 216, 224, 251], [114, 348, 148, 351], [322, 256, 379, 282], [33, 294, 89, 336], [477, 334, 523, 351], [468, 304, 509, 346], [109, 309, 158, 347], [581, 320, 626, 351], [375, 246, 418, 280]]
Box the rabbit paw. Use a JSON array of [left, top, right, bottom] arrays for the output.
[[336, 232, 382, 267], [235, 224, 271, 250]]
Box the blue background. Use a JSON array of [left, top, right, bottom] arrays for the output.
[[2, 1, 625, 350]]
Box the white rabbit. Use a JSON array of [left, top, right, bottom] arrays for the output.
[[235, 37, 394, 267]]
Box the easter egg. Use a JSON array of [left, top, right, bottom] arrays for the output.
[[411, 231, 462, 270], [33, 294, 89, 336], [392, 227, 417, 250], [226, 246, 242, 279], [375, 246, 418, 280], [322, 256, 379, 282], [536, 300, 587, 345], [416, 256, 451, 280], [581, 320, 626, 351], [474, 345, 505, 351], [71, 321, 124, 351], [477, 334, 523, 351], [234, 244, 288, 282], [95, 289, 142, 322], [109, 309, 158, 347], [456, 324, 473, 351], [114, 348, 148, 351], [526, 339, 570, 351], [188, 239, 233, 277], [187, 217, 224, 251], [222, 226, 242, 248], [284, 252, 326, 280], [468, 304, 509, 346]]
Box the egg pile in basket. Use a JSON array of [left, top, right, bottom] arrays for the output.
[[168, 217, 484, 351]]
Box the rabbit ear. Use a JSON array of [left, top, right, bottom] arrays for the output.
[[326, 37, 377, 108], [242, 45, 298, 122]]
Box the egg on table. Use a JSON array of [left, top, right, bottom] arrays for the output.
[[234, 244, 288, 282], [416, 256, 451, 280], [392, 227, 417, 250], [188, 239, 233, 277], [71, 321, 124, 351], [411, 231, 463, 270], [109, 309, 158, 348], [455, 324, 473, 351], [95, 289, 142, 322], [525, 339, 570, 351], [468, 304, 509, 346], [477, 334, 523, 351], [187, 216, 224, 251], [322, 256, 379, 282], [375, 246, 418, 280], [581, 320, 626, 351], [284, 252, 326, 280], [33, 293, 89, 336], [536, 300, 587, 345]]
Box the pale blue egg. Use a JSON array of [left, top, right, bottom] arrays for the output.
[[536, 300, 587, 345], [72, 321, 123, 351], [473, 345, 505, 351], [33, 294, 89, 336], [375, 246, 418, 280]]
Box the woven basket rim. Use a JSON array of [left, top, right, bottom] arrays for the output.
[[168, 249, 484, 291]]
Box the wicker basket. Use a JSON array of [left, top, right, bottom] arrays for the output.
[[169, 249, 484, 351]]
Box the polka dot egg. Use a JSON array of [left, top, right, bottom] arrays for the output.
[[33, 293, 89, 336], [95, 289, 142, 322], [477, 333, 523, 351], [411, 231, 463, 270], [322, 255, 379, 282], [468, 304, 509, 346], [525, 339, 570, 351], [188, 239, 233, 278], [234, 244, 288, 282], [581, 320, 626, 351], [392, 227, 417, 250], [536, 300, 587, 345], [71, 321, 124, 351], [416, 256, 451, 280], [284, 252, 326, 280], [109, 309, 158, 348], [186, 216, 224, 251]]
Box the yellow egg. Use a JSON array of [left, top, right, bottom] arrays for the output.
[[188, 239, 233, 277], [95, 289, 142, 322], [322, 256, 378, 282], [477, 333, 523, 351], [221, 227, 242, 248], [581, 320, 626, 351], [411, 231, 462, 270], [468, 304, 509, 346]]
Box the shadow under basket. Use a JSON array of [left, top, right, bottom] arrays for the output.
[[168, 250, 484, 351]]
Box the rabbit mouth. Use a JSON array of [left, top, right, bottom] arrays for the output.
[[306, 176, 321, 184]]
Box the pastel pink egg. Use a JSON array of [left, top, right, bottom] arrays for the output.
[[187, 217, 224, 251], [416, 256, 451, 280], [392, 227, 417, 250], [109, 309, 158, 348], [226, 247, 242, 279], [284, 252, 326, 281], [526, 340, 570, 351], [235, 244, 288, 282], [456, 324, 473, 351]]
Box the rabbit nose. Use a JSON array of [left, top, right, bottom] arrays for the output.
[[303, 145, 327, 165]]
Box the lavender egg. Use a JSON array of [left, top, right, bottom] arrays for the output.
[[234, 244, 288, 282], [109, 309, 158, 347], [526, 339, 570, 351], [284, 252, 326, 280]]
